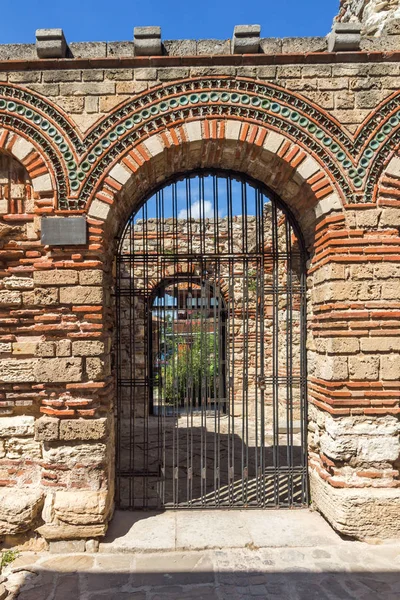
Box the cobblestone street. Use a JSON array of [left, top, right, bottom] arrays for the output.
[[4, 511, 400, 600]]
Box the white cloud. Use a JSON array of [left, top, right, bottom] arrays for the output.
[[178, 200, 214, 220]]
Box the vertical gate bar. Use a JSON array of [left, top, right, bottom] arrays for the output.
[[300, 242, 308, 505], [144, 199, 150, 508], [130, 211, 136, 508], [115, 241, 122, 508], [259, 191, 266, 508], [271, 199, 280, 506], [285, 217, 294, 506]]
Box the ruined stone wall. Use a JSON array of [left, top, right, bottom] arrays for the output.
[[0, 32, 399, 545], [337, 0, 400, 36]]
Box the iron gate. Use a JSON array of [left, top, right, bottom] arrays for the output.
[[115, 170, 308, 509]]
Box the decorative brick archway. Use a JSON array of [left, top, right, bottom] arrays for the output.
[[0, 72, 399, 543]]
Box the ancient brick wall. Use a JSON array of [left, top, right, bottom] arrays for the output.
[[0, 29, 399, 545]]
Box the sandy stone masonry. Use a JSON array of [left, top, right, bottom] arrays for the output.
[[0, 10, 399, 547]]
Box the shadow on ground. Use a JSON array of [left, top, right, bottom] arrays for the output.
[[7, 552, 400, 600]]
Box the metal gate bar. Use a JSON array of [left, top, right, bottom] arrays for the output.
[[115, 170, 308, 510]]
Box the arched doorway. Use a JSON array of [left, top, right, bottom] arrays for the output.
[[115, 170, 308, 510]]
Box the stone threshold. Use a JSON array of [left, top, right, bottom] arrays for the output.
[[98, 509, 341, 554]]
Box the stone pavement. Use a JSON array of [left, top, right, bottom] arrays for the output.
[[3, 510, 400, 599]]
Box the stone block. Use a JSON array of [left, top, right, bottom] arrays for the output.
[[316, 355, 348, 381], [37, 523, 107, 540], [3, 276, 34, 290], [311, 471, 400, 540], [0, 416, 34, 437], [326, 338, 359, 354], [57, 339, 72, 357], [320, 431, 356, 461], [53, 490, 112, 525], [109, 164, 131, 185], [36, 342, 56, 357], [88, 199, 110, 220], [49, 539, 86, 553], [0, 359, 36, 383], [197, 39, 231, 55], [32, 173, 53, 193], [35, 416, 60, 441], [59, 418, 109, 441], [12, 137, 35, 162], [59, 286, 103, 305], [6, 437, 42, 460], [69, 42, 107, 58], [295, 155, 320, 181], [348, 355, 379, 380], [0, 489, 44, 534], [232, 25, 261, 54], [282, 36, 327, 53], [0, 290, 21, 306], [134, 26, 162, 56], [385, 155, 400, 178], [43, 442, 107, 467], [357, 435, 400, 463], [23, 288, 58, 306], [380, 354, 400, 380], [12, 340, 38, 355], [314, 192, 342, 218], [72, 341, 105, 356], [379, 207, 400, 227], [34, 358, 83, 383], [163, 39, 197, 56], [327, 22, 361, 53], [86, 357, 109, 380], [361, 337, 400, 352], [36, 28, 67, 59]]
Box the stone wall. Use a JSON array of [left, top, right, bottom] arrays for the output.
[[337, 0, 400, 36], [0, 27, 399, 544]]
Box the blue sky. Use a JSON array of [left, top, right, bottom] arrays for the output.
[[1, 0, 339, 44]]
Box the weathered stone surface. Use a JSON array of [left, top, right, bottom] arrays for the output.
[[35, 416, 60, 441], [86, 356, 110, 380], [311, 471, 400, 539], [33, 270, 79, 285], [43, 442, 107, 466], [37, 523, 107, 540], [3, 276, 34, 289], [6, 437, 42, 459], [23, 288, 58, 306], [59, 286, 103, 304], [59, 418, 109, 441], [72, 340, 105, 356], [0, 489, 44, 534], [337, 0, 400, 37], [48, 539, 87, 553], [380, 354, 400, 380], [0, 290, 21, 306], [348, 355, 379, 380], [0, 416, 34, 437], [54, 491, 112, 525], [0, 359, 36, 382], [34, 357, 83, 383], [78, 270, 103, 285]]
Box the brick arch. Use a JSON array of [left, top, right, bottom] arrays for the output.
[[87, 119, 345, 251], [0, 127, 55, 205]]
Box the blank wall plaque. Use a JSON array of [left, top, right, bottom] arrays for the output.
[[41, 217, 87, 246]]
